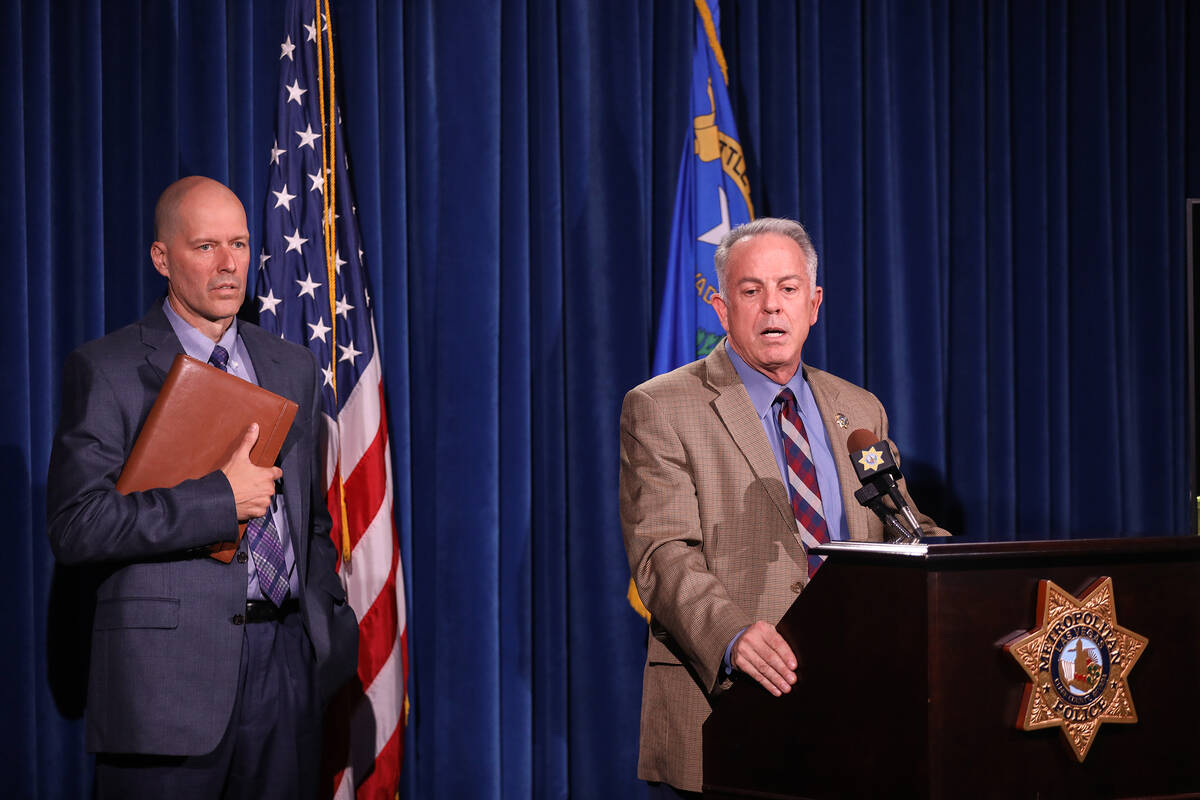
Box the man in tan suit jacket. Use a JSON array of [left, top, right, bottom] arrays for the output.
[[620, 218, 945, 793]]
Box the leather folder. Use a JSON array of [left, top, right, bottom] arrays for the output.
[[115, 353, 298, 562]]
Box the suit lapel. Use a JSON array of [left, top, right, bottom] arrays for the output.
[[806, 366, 874, 542], [138, 303, 186, 382], [240, 324, 302, 459], [706, 343, 796, 531]]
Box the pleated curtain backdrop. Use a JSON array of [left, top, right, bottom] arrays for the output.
[[725, 0, 1194, 541], [3, 1, 1197, 798]]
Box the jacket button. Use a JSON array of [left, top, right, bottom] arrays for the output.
[[232, 614, 245, 625], [790, 581, 805, 594], [236, 551, 248, 564]]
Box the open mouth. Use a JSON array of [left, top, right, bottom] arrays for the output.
[[760, 327, 788, 338]]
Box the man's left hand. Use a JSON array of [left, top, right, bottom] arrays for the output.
[[730, 620, 797, 696]]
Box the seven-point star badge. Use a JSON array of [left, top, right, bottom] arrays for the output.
[[1004, 577, 1148, 761], [856, 446, 884, 472]]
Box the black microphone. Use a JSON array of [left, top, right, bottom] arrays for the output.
[[846, 429, 925, 540]]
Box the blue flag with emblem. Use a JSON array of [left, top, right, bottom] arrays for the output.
[[653, 0, 754, 375], [629, 0, 754, 622]]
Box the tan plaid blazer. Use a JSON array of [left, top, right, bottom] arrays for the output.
[[619, 340, 944, 792]]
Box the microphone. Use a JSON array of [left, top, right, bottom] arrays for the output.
[[846, 429, 925, 541]]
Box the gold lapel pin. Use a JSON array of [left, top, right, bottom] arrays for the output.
[[835, 413, 848, 429]]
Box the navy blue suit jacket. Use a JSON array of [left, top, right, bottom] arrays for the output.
[[47, 303, 358, 756]]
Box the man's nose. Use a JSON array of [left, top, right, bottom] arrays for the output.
[[216, 246, 238, 270]]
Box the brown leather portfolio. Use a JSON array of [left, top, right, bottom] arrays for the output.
[[115, 353, 298, 562]]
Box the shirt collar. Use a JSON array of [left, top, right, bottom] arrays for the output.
[[723, 339, 808, 422], [161, 298, 240, 363]]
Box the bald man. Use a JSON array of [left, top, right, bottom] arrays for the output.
[[47, 176, 358, 799]]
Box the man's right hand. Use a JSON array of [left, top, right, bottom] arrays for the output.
[[730, 620, 798, 697], [220, 424, 284, 521]]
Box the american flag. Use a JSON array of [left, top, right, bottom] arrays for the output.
[[257, 0, 407, 797]]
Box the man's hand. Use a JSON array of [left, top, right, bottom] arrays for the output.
[[220, 424, 284, 521], [731, 620, 797, 697]]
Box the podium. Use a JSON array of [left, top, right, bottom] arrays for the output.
[[702, 537, 1200, 799]]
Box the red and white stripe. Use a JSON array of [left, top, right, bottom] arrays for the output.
[[323, 336, 408, 799]]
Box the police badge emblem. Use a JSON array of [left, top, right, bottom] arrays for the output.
[[856, 446, 884, 472], [1003, 577, 1148, 761]]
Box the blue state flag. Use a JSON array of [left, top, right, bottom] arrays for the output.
[[653, 0, 754, 376], [629, 0, 754, 622]]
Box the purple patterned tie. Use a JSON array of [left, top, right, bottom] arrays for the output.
[[777, 388, 830, 577], [209, 345, 290, 606]]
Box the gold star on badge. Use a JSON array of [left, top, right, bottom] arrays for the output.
[[857, 447, 883, 472], [1004, 577, 1148, 761]]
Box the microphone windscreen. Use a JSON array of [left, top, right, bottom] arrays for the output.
[[847, 428, 877, 453], [847, 429, 900, 483]]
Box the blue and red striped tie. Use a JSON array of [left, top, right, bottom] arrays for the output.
[[777, 388, 829, 577]]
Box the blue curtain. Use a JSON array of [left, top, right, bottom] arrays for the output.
[[4, 1, 1197, 798], [725, 0, 1195, 541]]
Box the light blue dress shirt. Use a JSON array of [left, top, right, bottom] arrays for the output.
[[722, 342, 848, 672], [724, 344, 848, 541], [162, 299, 300, 600]]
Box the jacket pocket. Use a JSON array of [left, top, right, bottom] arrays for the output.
[[647, 632, 684, 666], [93, 596, 180, 630]]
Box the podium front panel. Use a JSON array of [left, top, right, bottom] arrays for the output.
[[703, 537, 1200, 800]]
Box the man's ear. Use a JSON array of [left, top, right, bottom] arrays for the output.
[[809, 286, 823, 326], [150, 242, 170, 278], [712, 293, 730, 333]]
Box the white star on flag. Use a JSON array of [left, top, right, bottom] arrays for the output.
[[295, 124, 320, 149], [307, 318, 331, 342], [280, 35, 295, 61], [269, 140, 286, 166], [697, 185, 731, 245], [259, 250, 271, 270], [285, 79, 307, 106], [272, 184, 297, 210], [295, 273, 321, 298], [258, 289, 282, 315], [283, 228, 308, 254], [336, 295, 355, 319], [338, 341, 361, 364], [307, 171, 325, 193], [304, 20, 317, 42]]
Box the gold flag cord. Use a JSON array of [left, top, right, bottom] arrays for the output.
[[314, 0, 352, 564], [693, 0, 729, 85]]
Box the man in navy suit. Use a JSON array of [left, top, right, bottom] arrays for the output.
[[47, 176, 358, 799]]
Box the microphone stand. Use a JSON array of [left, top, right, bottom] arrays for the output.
[[854, 482, 920, 543], [846, 433, 925, 543]]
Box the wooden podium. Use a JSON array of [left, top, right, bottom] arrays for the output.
[[702, 537, 1200, 799]]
